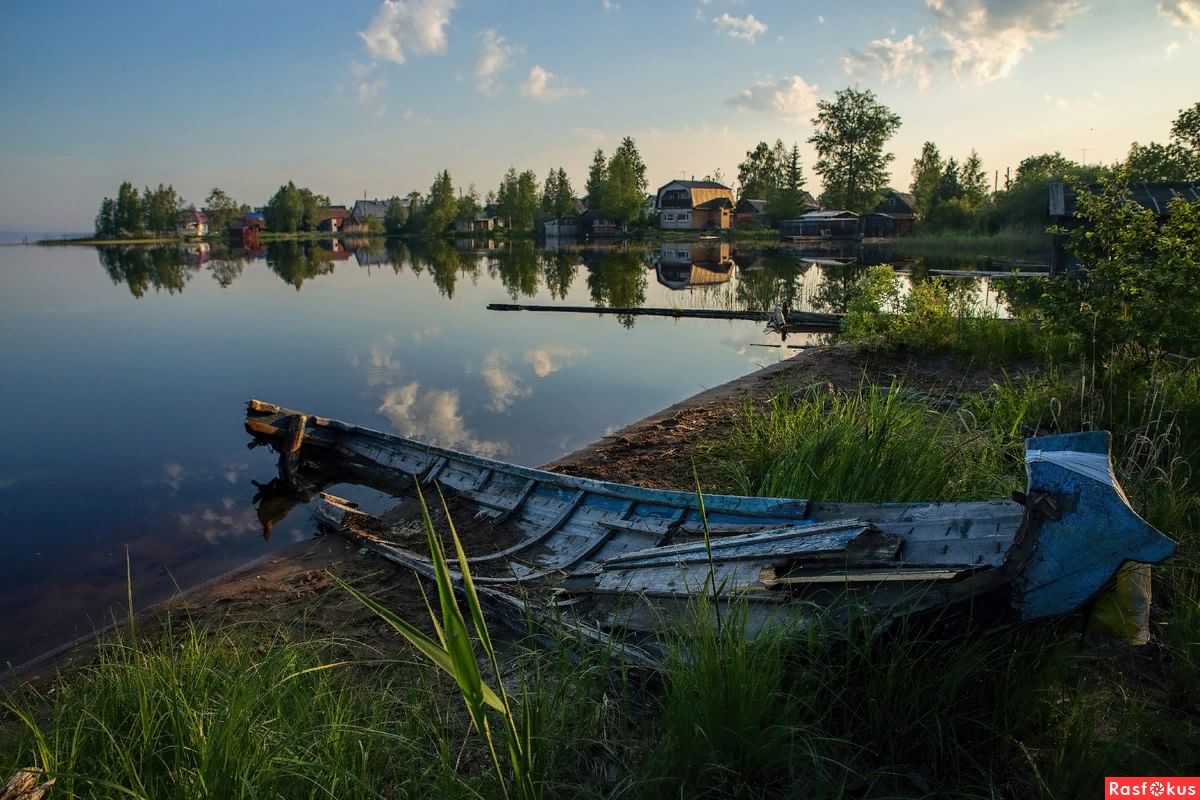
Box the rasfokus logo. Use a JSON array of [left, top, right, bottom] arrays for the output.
[[1106, 778, 1200, 798]]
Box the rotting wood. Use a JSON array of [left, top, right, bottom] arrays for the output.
[[0, 769, 53, 800]]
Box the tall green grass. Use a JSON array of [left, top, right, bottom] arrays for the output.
[[2, 620, 478, 799]]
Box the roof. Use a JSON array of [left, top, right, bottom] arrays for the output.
[[865, 212, 916, 220], [800, 210, 859, 220], [695, 197, 734, 210], [658, 179, 732, 191], [1050, 181, 1200, 218], [736, 199, 769, 213], [320, 206, 351, 221], [177, 209, 206, 223], [351, 199, 389, 221]]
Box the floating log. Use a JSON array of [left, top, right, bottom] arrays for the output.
[[486, 303, 842, 330]]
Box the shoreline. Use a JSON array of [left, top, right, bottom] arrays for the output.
[[7, 343, 1019, 681]]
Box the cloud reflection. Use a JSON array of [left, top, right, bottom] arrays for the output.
[[378, 382, 505, 457], [480, 350, 531, 411], [524, 345, 588, 378]]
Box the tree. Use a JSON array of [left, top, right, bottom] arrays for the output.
[[95, 197, 116, 237], [496, 168, 539, 230], [384, 196, 408, 235], [808, 88, 902, 213], [541, 168, 576, 219], [1170, 101, 1200, 155], [205, 188, 244, 233], [115, 182, 143, 235], [910, 142, 943, 218], [736, 140, 786, 200], [1041, 174, 1200, 357], [142, 184, 182, 234], [585, 149, 607, 210], [264, 182, 305, 232], [456, 184, 481, 224], [601, 138, 648, 229], [768, 145, 807, 224], [959, 150, 989, 207], [1123, 141, 1199, 182], [424, 170, 458, 236]]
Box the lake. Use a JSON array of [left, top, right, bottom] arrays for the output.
[[0, 238, 1030, 665]]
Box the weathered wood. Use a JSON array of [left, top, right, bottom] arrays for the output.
[[487, 303, 842, 329], [246, 400, 1177, 647], [0, 769, 53, 800]]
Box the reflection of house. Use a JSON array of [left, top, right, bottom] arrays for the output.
[[656, 180, 735, 229], [317, 205, 351, 232], [228, 212, 264, 248], [656, 242, 734, 289], [861, 190, 917, 238], [319, 240, 354, 261], [1048, 180, 1200, 273], [780, 210, 860, 241], [176, 209, 208, 238]]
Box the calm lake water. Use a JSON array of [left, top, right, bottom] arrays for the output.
[[0, 238, 1031, 665]]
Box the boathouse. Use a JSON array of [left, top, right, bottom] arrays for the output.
[[779, 210, 860, 241]]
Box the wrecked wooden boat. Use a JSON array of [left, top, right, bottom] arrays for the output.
[[245, 399, 1176, 658]]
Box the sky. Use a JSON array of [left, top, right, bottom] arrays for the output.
[[1, 0, 1198, 231]]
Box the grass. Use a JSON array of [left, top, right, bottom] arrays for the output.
[[895, 227, 1051, 254], [5, 344, 1200, 797]]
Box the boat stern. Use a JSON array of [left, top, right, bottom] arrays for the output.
[[1015, 431, 1176, 623]]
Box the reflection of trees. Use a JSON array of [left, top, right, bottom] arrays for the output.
[[208, 258, 244, 288], [493, 240, 539, 300], [586, 249, 648, 328], [418, 239, 462, 298], [809, 265, 868, 314], [735, 251, 812, 311], [97, 245, 192, 297], [384, 240, 410, 275], [266, 241, 335, 290], [541, 251, 578, 300]]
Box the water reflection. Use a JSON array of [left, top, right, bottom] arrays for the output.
[[94, 239, 1031, 326]]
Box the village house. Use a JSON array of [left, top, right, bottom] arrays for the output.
[[861, 190, 917, 238], [317, 205, 351, 233], [350, 199, 389, 226], [655, 180, 735, 230], [456, 215, 498, 234], [227, 212, 264, 249], [175, 209, 208, 238], [543, 217, 581, 238], [779, 210, 860, 240]]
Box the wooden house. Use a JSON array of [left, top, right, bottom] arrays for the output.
[[350, 199, 389, 226], [456, 216, 498, 233], [544, 217, 581, 238], [317, 206, 351, 233], [733, 199, 769, 228], [655, 180, 735, 230], [176, 209, 208, 238], [582, 208, 619, 238], [861, 190, 917, 239], [228, 212, 264, 249], [1048, 180, 1200, 274], [779, 210, 860, 241]]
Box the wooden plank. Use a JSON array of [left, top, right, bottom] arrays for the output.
[[469, 489, 587, 564], [760, 567, 970, 586]]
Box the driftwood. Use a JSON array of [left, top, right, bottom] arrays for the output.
[[0, 770, 53, 800]]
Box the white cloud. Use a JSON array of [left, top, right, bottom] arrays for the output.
[[474, 28, 522, 95], [817, 14, 825, 24], [1166, 40, 1181, 57], [713, 12, 767, 42], [480, 350, 531, 411], [1160, 0, 1200, 27], [349, 334, 404, 386], [356, 78, 389, 115], [842, 0, 1082, 86], [524, 345, 588, 378], [602, 0, 619, 10], [359, 0, 456, 64], [841, 35, 932, 88], [521, 65, 586, 102], [724, 75, 820, 124], [378, 382, 505, 457]]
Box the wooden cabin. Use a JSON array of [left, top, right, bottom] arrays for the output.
[[228, 213, 264, 249], [655, 180, 735, 230], [543, 217, 581, 238], [317, 206, 351, 233], [733, 199, 769, 228], [862, 190, 917, 238], [779, 210, 860, 241], [176, 209, 208, 238]]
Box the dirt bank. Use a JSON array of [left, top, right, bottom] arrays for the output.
[[11, 343, 1020, 681]]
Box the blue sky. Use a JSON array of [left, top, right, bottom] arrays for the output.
[[1, 0, 1198, 230]]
